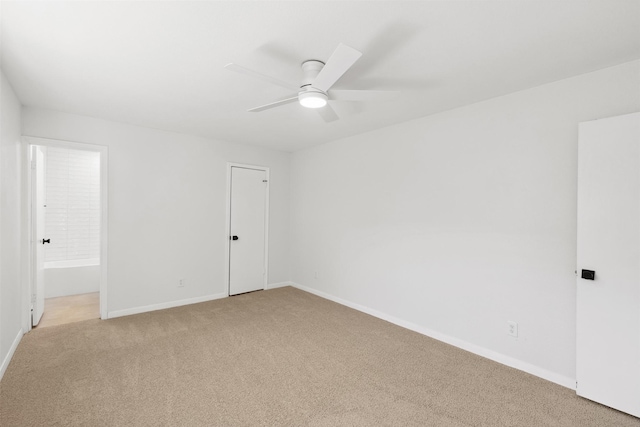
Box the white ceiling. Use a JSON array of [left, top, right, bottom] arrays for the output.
[[1, 1, 639, 152]]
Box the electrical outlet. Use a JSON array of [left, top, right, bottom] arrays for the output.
[[507, 320, 518, 337], [178, 279, 184, 287]]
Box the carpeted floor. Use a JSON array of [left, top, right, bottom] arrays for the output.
[[1, 287, 638, 426]]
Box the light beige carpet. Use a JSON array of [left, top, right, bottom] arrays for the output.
[[1, 286, 638, 426]]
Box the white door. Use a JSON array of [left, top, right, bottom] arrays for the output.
[[31, 145, 47, 326], [229, 166, 268, 296], [576, 112, 640, 417]]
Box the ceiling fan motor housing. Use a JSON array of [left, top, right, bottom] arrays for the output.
[[300, 60, 325, 89], [298, 60, 328, 108]]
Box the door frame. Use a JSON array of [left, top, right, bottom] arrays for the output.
[[224, 162, 270, 296], [21, 136, 109, 331]]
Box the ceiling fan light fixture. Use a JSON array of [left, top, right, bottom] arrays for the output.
[[299, 90, 328, 108]]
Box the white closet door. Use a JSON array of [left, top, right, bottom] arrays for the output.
[[576, 112, 640, 417], [229, 167, 267, 296]]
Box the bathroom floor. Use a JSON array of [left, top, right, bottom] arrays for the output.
[[35, 292, 100, 329]]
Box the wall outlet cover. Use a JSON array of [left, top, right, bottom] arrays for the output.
[[507, 320, 518, 337]]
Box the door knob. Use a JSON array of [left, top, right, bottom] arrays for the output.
[[230, 236, 239, 241], [42, 239, 50, 244]]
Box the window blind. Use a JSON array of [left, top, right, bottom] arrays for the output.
[[44, 147, 100, 264]]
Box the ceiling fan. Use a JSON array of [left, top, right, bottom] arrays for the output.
[[225, 43, 398, 122]]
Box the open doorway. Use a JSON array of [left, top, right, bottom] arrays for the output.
[[26, 137, 108, 330]]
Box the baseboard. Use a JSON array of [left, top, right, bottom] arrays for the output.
[[0, 328, 24, 383], [107, 292, 228, 319], [290, 282, 575, 390], [266, 281, 293, 290]]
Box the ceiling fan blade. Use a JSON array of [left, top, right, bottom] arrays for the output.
[[330, 89, 399, 102], [225, 63, 299, 91], [317, 103, 339, 123], [312, 43, 362, 92], [248, 96, 299, 112]]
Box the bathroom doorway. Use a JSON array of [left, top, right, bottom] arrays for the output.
[[26, 137, 108, 330]]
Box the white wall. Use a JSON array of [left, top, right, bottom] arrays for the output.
[[44, 266, 100, 298], [290, 60, 640, 386], [0, 69, 23, 378], [22, 109, 291, 315]]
